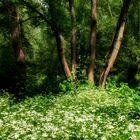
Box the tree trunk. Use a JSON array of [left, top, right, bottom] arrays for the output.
[[69, 0, 77, 78], [11, 5, 25, 64], [3, 0, 26, 76], [88, 0, 97, 84], [55, 30, 71, 78], [48, 0, 71, 78], [3, 0, 25, 64], [100, 0, 132, 87], [10, 4, 26, 83], [2, 0, 26, 94], [23, 0, 71, 79]]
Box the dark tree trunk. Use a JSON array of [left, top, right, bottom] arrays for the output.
[[100, 0, 132, 87], [2, 0, 26, 94], [11, 7, 25, 64], [88, 0, 97, 84], [10, 3, 26, 80], [3, 0, 25, 65], [69, 0, 77, 78], [2, 0, 25, 67]]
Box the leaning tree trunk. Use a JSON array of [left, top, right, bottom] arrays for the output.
[[88, 0, 97, 84], [69, 0, 77, 79], [23, 0, 71, 79], [48, 0, 71, 78], [100, 0, 132, 87], [55, 30, 71, 78]]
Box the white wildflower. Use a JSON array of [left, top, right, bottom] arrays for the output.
[[128, 123, 135, 131], [118, 115, 125, 121], [44, 124, 59, 132], [101, 136, 107, 140], [106, 123, 114, 129], [92, 123, 98, 129], [42, 133, 48, 138], [0, 119, 3, 127], [130, 134, 137, 140], [129, 124, 140, 132], [96, 116, 102, 122], [75, 117, 84, 123], [11, 120, 17, 125], [14, 133, 20, 139]]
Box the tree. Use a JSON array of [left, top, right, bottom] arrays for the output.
[[68, 0, 77, 79], [88, 0, 97, 84], [100, 0, 132, 87], [23, 0, 72, 78], [2, 0, 25, 77], [48, 0, 71, 78]]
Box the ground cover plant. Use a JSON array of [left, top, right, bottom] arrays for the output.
[[0, 0, 140, 139], [0, 84, 140, 140]]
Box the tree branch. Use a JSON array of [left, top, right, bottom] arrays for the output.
[[22, 0, 56, 31], [20, 16, 41, 24]]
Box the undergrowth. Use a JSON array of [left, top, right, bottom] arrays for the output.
[[0, 84, 140, 140]]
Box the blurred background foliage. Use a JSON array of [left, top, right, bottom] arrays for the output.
[[0, 0, 139, 95]]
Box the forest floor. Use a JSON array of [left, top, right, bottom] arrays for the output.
[[0, 85, 140, 140]]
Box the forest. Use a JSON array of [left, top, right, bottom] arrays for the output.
[[0, 0, 140, 139]]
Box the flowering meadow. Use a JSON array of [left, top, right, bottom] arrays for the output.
[[0, 85, 140, 140]]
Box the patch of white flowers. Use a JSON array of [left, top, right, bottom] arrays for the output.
[[128, 123, 140, 132], [0, 90, 140, 139]]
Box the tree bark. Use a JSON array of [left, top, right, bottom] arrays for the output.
[[100, 0, 132, 87], [69, 0, 77, 77], [3, 0, 25, 64], [55, 30, 71, 78], [2, 0, 26, 94], [88, 0, 97, 84], [48, 0, 71, 78], [11, 6, 25, 64], [3, 0, 25, 73]]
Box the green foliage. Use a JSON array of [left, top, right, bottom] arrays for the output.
[[0, 85, 140, 139], [1, 0, 139, 91], [59, 79, 76, 93], [0, 1, 139, 139]]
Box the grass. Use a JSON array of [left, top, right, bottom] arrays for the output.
[[0, 85, 140, 140]]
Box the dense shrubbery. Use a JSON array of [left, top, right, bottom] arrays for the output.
[[0, 84, 140, 139]]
